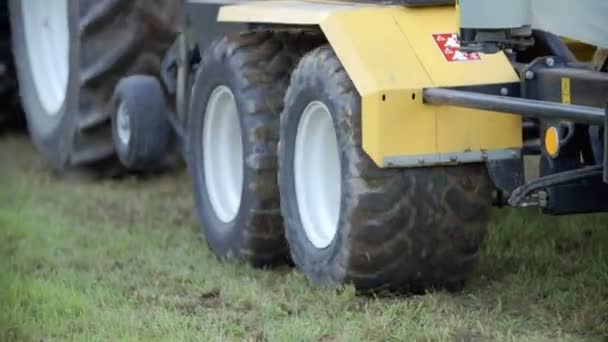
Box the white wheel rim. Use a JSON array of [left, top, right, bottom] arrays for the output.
[[21, 0, 70, 115], [203, 86, 244, 223], [294, 101, 341, 249], [116, 102, 131, 146]]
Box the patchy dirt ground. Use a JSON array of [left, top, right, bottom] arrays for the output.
[[1, 133, 607, 341]]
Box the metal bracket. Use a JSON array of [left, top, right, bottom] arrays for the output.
[[160, 41, 179, 96], [604, 105, 608, 184], [383, 148, 520, 168], [508, 164, 603, 207], [521, 56, 608, 110]]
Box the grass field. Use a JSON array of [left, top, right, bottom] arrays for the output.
[[1, 133, 608, 341]]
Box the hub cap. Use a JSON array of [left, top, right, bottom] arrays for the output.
[[22, 0, 70, 115], [203, 86, 244, 223], [116, 102, 131, 146], [294, 101, 342, 249]]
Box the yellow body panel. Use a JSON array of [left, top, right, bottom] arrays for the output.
[[563, 39, 597, 62], [218, 0, 338, 25], [220, 1, 523, 167]]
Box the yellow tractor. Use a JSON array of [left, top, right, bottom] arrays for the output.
[[10, 0, 607, 293], [120, 0, 603, 293]]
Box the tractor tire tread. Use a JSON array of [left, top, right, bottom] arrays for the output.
[[281, 46, 493, 293], [191, 30, 324, 266]]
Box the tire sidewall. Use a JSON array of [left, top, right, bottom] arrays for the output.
[[111, 76, 170, 171], [280, 67, 351, 284], [188, 53, 253, 258], [8, 0, 80, 169]]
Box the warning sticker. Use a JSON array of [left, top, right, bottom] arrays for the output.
[[432, 33, 481, 62]]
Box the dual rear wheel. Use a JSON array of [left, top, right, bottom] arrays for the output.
[[189, 32, 493, 292]]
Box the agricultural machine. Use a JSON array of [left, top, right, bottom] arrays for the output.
[[4, 0, 607, 292]]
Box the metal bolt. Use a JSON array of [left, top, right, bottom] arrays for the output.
[[525, 71, 535, 80], [545, 57, 555, 67], [500, 87, 509, 96], [449, 156, 458, 162], [418, 158, 425, 165]]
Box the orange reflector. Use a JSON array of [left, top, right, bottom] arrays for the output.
[[545, 127, 560, 157]]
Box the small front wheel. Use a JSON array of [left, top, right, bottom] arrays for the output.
[[111, 75, 172, 171]]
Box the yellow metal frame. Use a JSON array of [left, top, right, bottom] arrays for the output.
[[219, 1, 523, 167]]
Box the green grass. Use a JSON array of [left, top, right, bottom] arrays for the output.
[[1, 133, 607, 341]]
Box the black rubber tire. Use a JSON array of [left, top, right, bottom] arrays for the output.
[[0, 0, 20, 130], [278, 46, 493, 293], [9, 0, 179, 171], [111, 75, 171, 171], [188, 32, 305, 267]]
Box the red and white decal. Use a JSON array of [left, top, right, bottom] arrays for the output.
[[432, 33, 481, 62]]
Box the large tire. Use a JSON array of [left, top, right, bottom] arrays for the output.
[[188, 32, 303, 266], [278, 46, 493, 293], [9, 0, 179, 171]]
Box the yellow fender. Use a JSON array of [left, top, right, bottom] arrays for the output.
[[219, 1, 522, 167]]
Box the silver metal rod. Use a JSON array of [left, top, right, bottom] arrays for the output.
[[423, 87, 606, 126]]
